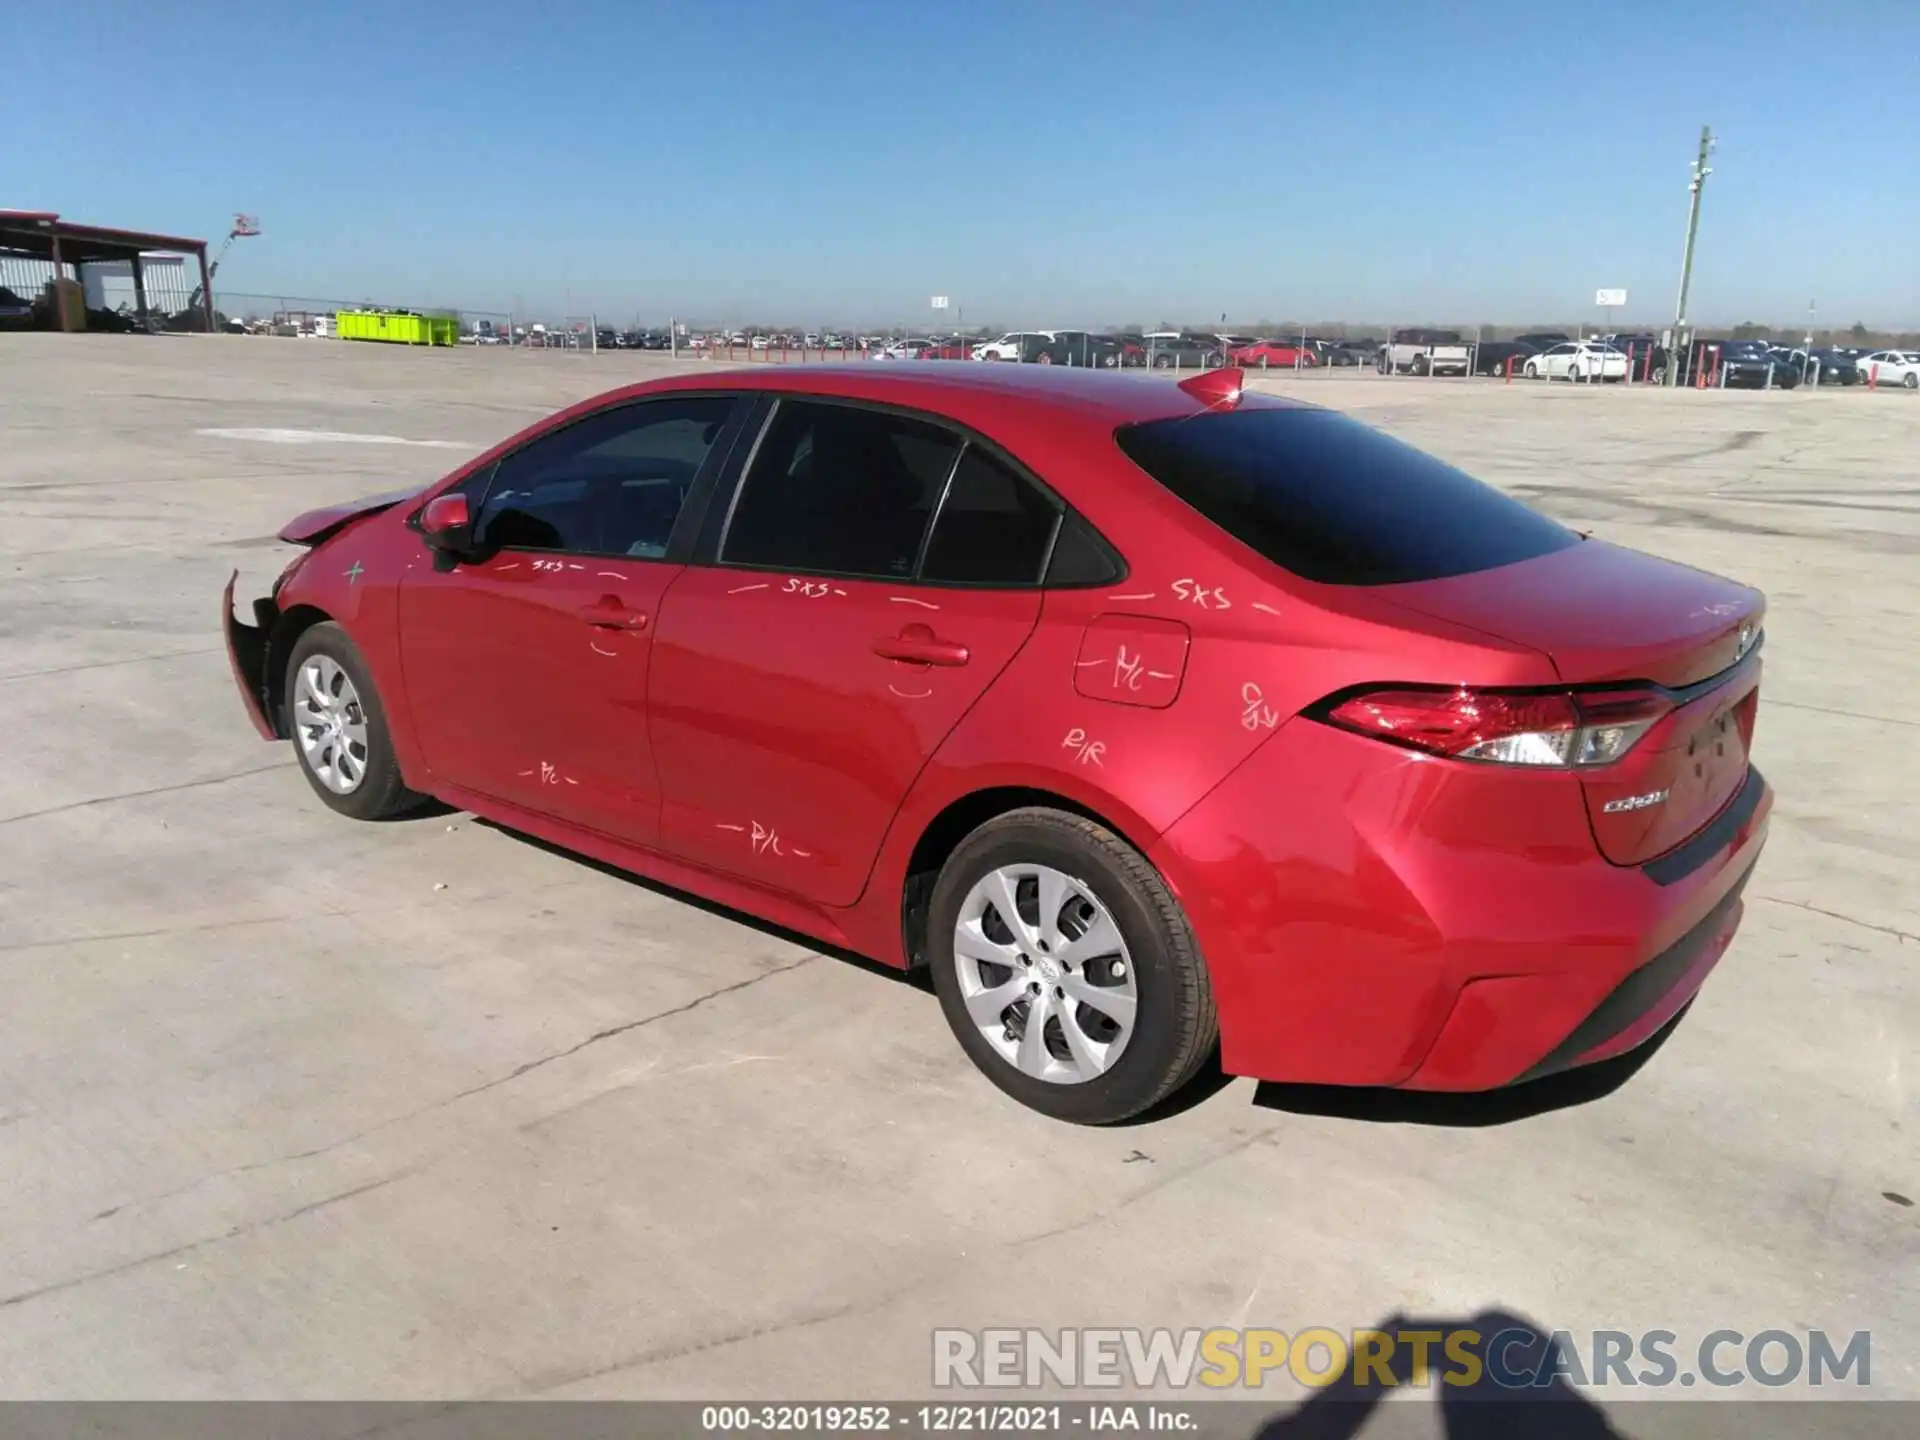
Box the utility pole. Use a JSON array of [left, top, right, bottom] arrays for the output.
[[1665, 125, 1714, 388]]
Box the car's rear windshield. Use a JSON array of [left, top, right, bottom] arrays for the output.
[[1115, 407, 1580, 586]]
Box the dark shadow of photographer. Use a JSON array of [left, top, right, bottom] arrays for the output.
[[1251, 1310, 1625, 1440]]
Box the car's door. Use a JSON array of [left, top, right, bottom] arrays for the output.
[[397, 393, 744, 844], [647, 398, 1058, 906], [1543, 343, 1575, 378]]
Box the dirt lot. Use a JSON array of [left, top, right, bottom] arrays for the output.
[[0, 335, 1914, 1409]]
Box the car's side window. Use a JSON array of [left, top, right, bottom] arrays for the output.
[[721, 401, 960, 579], [920, 445, 1060, 586], [474, 395, 736, 557]]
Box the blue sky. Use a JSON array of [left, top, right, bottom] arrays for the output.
[[6, 1, 1916, 327]]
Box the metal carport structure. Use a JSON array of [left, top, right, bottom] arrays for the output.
[[0, 210, 213, 332]]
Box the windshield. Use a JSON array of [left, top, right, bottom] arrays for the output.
[[1115, 407, 1579, 586]]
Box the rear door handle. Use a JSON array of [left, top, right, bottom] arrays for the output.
[[873, 628, 969, 667], [580, 595, 649, 630]]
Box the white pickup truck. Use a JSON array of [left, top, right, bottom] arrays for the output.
[[1377, 327, 1472, 377]]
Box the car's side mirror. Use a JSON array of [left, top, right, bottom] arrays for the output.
[[418, 493, 475, 564]]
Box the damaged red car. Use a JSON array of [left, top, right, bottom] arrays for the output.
[[225, 364, 1770, 1123]]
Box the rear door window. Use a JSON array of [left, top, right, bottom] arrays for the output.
[[721, 400, 960, 579], [1115, 407, 1579, 586], [919, 446, 1060, 585]]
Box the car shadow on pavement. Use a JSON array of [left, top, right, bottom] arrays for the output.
[[1250, 1309, 1626, 1439], [1248, 1007, 1686, 1128]]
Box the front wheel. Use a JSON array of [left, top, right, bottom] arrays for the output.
[[927, 808, 1217, 1124], [1523, 361, 1540, 380], [285, 622, 425, 820]]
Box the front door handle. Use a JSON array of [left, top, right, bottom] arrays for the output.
[[873, 625, 969, 667], [579, 595, 650, 630]]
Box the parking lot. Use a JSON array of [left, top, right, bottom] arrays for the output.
[[0, 334, 1914, 1406]]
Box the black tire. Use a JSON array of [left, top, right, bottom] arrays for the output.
[[1375, 353, 1391, 375], [1524, 360, 1540, 380], [284, 621, 424, 821], [1905, 373, 1918, 390], [926, 807, 1218, 1124]]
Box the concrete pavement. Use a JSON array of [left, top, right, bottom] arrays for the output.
[[0, 335, 1912, 1409]]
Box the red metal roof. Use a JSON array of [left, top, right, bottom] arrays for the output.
[[0, 210, 207, 261]]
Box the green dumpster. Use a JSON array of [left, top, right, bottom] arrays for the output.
[[335, 310, 458, 346]]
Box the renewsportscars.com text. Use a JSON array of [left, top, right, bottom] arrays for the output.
[[932, 1326, 1872, 1391]]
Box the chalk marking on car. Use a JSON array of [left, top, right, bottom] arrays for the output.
[[1240, 683, 1279, 731], [890, 596, 940, 609], [589, 642, 617, 657], [1172, 578, 1231, 609], [728, 582, 770, 594], [1062, 728, 1106, 766], [889, 684, 933, 699]]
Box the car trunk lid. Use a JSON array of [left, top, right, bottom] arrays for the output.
[[1375, 539, 1765, 865]]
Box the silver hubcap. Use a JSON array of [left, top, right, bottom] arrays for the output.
[[293, 655, 369, 794], [953, 863, 1138, 1085]]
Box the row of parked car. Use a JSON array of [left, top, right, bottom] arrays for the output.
[[1348, 328, 1920, 389], [866, 330, 1379, 369], [667, 324, 1920, 389]]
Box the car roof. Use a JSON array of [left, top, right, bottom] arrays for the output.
[[619, 360, 1309, 426]]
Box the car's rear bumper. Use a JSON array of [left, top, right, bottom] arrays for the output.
[[1152, 721, 1772, 1091], [222, 571, 281, 740]]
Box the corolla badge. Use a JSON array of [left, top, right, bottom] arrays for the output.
[[1603, 789, 1671, 814]]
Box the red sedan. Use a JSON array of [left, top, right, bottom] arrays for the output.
[[1230, 338, 1319, 368], [224, 364, 1770, 1124]]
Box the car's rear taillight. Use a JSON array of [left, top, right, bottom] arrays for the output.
[[1320, 685, 1672, 768]]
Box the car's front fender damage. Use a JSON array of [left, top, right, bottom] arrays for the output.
[[223, 570, 283, 740]]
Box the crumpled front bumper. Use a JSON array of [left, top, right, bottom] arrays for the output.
[[222, 570, 282, 740]]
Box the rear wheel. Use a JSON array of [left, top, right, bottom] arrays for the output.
[[927, 808, 1217, 1124], [1905, 373, 1918, 390], [285, 622, 423, 821]]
